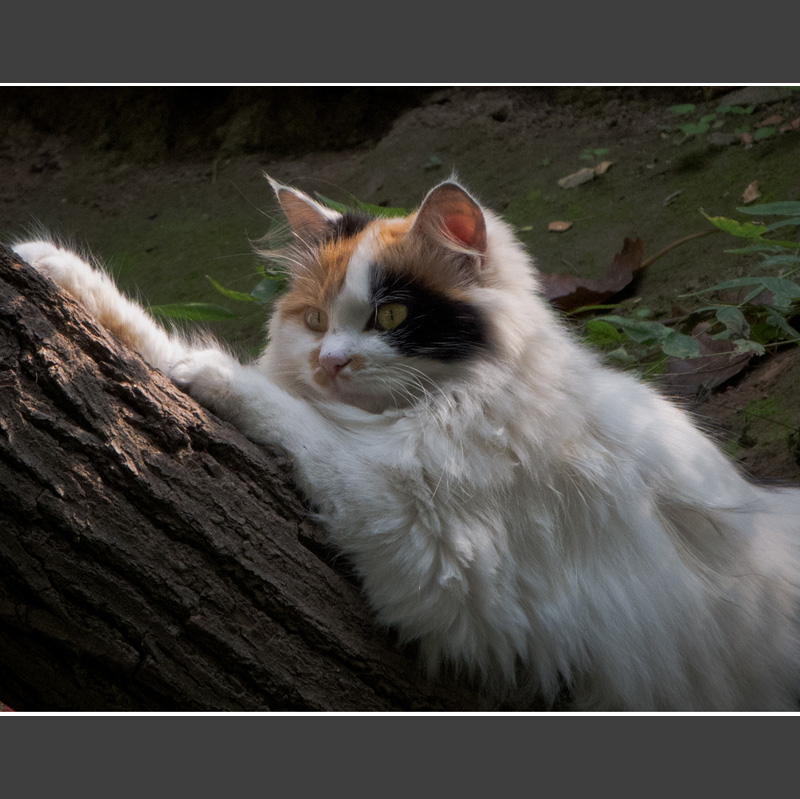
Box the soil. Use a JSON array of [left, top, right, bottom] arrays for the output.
[[2, 85, 800, 481]]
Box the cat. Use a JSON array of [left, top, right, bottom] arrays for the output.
[[12, 176, 800, 711]]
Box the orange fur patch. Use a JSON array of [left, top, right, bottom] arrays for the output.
[[277, 230, 369, 321], [275, 211, 477, 324], [348, 353, 366, 372]]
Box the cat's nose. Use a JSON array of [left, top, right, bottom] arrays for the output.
[[319, 350, 352, 379]]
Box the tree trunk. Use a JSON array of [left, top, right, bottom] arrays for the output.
[[0, 243, 531, 712]]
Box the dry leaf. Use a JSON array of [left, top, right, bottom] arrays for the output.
[[740, 131, 754, 149], [540, 237, 644, 311], [594, 160, 613, 176], [779, 117, 800, 132], [558, 167, 596, 189], [557, 161, 613, 189], [757, 114, 783, 128], [548, 221, 573, 232], [741, 180, 761, 204], [662, 323, 755, 396]]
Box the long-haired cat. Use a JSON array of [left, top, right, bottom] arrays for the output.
[[13, 177, 800, 711]]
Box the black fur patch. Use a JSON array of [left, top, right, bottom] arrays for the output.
[[330, 211, 374, 241], [369, 267, 489, 361]]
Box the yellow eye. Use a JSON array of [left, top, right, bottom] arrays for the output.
[[304, 307, 329, 333], [376, 303, 408, 331]]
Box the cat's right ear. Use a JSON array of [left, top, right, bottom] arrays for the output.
[[266, 174, 341, 241], [411, 182, 487, 256]]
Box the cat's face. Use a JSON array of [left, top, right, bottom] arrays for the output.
[[263, 180, 494, 413]]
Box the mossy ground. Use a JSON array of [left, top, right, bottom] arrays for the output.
[[2, 86, 799, 477]]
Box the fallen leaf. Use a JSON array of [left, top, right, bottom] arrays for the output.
[[541, 237, 644, 311], [557, 161, 614, 189], [548, 221, 573, 232], [741, 180, 761, 204], [740, 131, 754, 149], [594, 160, 613, 176], [757, 114, 783, 128], [662, 322, 755, 396], [779, 117, 800, 132], [558, 167, 596, 189]]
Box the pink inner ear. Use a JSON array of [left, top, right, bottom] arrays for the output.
[[444, 212, 477, 247], [441, 206, 486, 253], [414, 183, 487, 254]]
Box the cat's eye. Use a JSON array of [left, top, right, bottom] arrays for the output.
[[375, 303, 408, 331], [304, 307, 329, 333]]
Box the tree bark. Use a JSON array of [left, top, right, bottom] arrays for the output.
[[0, 244, 529, 712]]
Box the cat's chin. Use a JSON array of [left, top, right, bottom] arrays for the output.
[[309, 379, 412, 415]]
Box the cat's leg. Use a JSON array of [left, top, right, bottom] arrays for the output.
[[167, 346, 335, 458], [13, 239, 188, 372], [13, 239, 331, 459]]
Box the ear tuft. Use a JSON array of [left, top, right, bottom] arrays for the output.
[[412, 182, 487, 254], [265, 173, 340, 241]]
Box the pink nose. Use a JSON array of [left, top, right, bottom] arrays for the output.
[[319, 351, 352, 379]]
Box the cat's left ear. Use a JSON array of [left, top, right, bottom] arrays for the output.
[[266, 174, 341, 241], [411, 182, 487, 256]]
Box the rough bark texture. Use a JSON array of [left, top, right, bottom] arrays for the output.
[[0, 244, 523, 712]]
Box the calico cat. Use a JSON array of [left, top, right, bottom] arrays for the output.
[[13, 177, 800, 711]]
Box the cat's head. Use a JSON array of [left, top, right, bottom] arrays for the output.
[[260, 177, 534, 413]]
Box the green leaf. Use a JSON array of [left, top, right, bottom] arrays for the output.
[[758, 253, 800, 270], [206, 275, 258, 303], [669, 104, 696, 115], [765, 218, 800, 232], [736, 201, 800, 216], [715, 306, 750, 339], [702, 212, 769, 240], [765, 307, 800, 339], [733, 339, 766, 355], [661, 330, 701, 359], [725, 243, 796, 255], [314, 192, 408, 218], [753, 126, 777, 141], [249, 275, 286, 304], [679, 120, 711, 136], [716, 104, 755, 115], [150, 302, 235, 322], [595, 315, 674, 344], [702, 212, 800, 248], [697, 277, 765, 291], [750, 321, 781, 344], [584, 319, 626, 347], [606, 346, 637, 365], [758, 276, 800, 303]]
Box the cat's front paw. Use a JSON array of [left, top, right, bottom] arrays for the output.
[[13, 240, 64, 277], [12, 240, 94, 297], [169, 349, 237, 413]]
